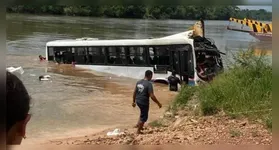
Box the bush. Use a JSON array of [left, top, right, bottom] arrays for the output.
[[172, 85, 197, 108], [199, 50, 271, 117], [172, 50, 272, 128]]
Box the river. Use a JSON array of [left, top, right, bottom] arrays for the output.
[[6, 14, 272, 143]]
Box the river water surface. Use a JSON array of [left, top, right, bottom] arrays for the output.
[[6, 14, 272, 143]]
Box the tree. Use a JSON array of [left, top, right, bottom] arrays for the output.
[[6, 5, 272, 21]]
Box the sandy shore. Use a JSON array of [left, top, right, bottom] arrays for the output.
[[44, 115, 272, 145], [31, 98, 272, 146]]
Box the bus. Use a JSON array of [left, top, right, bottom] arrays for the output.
[[45, 20, 224, 86]]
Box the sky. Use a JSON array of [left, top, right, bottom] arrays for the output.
[[246, 0, 272, 4], [239, 0, 272, 12], [238, 6, 272, 12]]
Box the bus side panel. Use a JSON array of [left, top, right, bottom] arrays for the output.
[[46, 47, 48, 60]]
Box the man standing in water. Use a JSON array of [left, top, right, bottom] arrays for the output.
[[167, 71, 181, 92], [132, 70, 162, 134]]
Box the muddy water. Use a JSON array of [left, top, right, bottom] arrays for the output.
[[6, 14, 271, 143], [6, 54, 176, 143]]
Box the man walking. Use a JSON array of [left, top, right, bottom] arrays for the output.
[[132, 70, 162, 134], [167, 71, 181, 92]]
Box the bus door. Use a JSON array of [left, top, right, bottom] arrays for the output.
[[171, 49, 183, 81], [171, 45, 194, 83], [171, 50, 180, 76]]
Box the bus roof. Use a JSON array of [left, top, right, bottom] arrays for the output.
[[46, 31, 194, 47]]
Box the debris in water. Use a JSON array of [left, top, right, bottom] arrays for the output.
[[39, 75, 51, 81]]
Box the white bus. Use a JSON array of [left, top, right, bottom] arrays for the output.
[[45, 20, 224, 85]]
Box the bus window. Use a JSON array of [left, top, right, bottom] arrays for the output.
[[128, 47, 147, 66], [88, 47, 105, 64], [73, 47, 87, 64], [61, 47, 73, 64], [107, 47, 126, 65], [150, 46, 170, 65], [148, 47, 154, 65], [53, 47, 70, 63], [76, 47, 86, 55]]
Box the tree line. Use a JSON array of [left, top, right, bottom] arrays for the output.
[[6, 5, 272, 21]]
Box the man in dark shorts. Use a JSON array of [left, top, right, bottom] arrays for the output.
[[167, 71, 181, 91], [132, 70, 162, 134]]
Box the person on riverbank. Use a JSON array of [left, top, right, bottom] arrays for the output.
[[132, 70, 162, 134], [6, 71, 31, 145], [167, 71, 181, 92]]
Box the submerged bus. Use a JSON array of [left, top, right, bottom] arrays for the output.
[[45, 20, 224, 85]]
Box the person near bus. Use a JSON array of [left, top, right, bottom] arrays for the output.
[[38, 55, 46, 61], [132, 70, 162, 134], [167, 71, 181, 91]]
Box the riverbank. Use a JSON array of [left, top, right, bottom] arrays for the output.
[[42, 50, 271, 145], [44, 113, 271, 145]]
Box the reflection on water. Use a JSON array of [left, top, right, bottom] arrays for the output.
[[6, 14, 272, 142], [250, 41, 272, 56]]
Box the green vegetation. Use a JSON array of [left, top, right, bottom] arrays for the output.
[[173, 85, 196, 107], [149, 120, 165, 127], [172, 50, 272, 129], [6, 5, 272, 21], [265, 114, 272, 130]]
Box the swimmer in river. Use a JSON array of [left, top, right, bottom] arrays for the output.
[[6, 71, 31, 145], [39, 55, 46, 61], [132, 70, 162, 134]]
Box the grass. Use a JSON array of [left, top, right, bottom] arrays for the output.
[[171, 85, 198, 109], [149, 120, 165, 127], [265, 114, 272, 130], [171, 50, 272, 129]]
